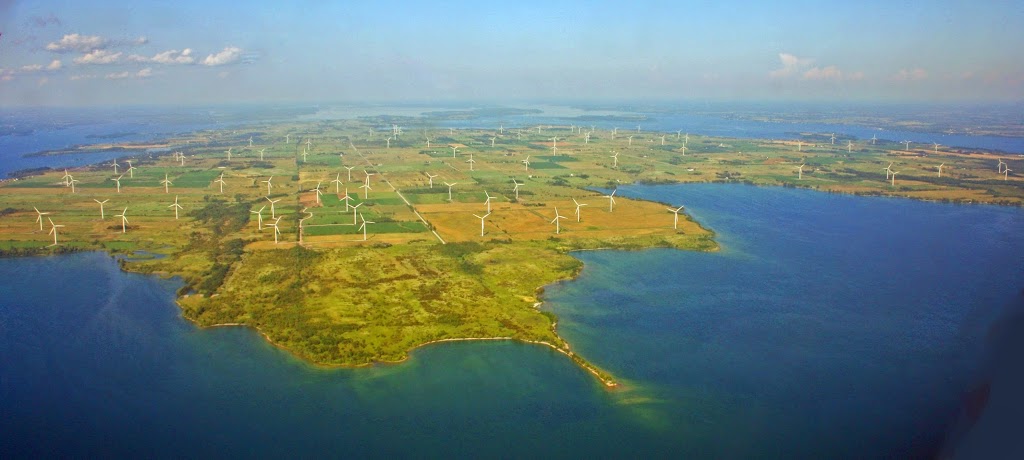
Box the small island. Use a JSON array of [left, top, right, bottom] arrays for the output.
[[0, 116, 1020, 387]]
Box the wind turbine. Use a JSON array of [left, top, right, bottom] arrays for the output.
[[94, 199, 108, 219], [444, 182, 457, 201], [871, 134, 877, 144], [797, 140, 802, 152], [178, 152, 185, 166], [490, 137, 496, 147], [306, 138, 312, 150], [262, 176, 274, 195], [61, 169, 72, 186], [160, 173, 172, 193], [359, 178, 371, 199], [884, 162, 894, 180], [331, 173, 343, 193], [386, 137, 391, 149], [847, 140, 853, 153], [551, 207, 566, 234], [266, 216, 282, 244], [33, 207, 50, 231], [604, 189, 617, 212], [572, 198, 587, 222], [286, 133, 290, 144], [628, 135, 633, 146], [47, 218, 64, 246], [938, 163, 945, 178], [301, 148, 308, 163], [483, 191, 494, 213], [259, 148, 266, 161], [466, 154, 476, 171], [68, 178, 79, 194], [311, 181, 324, 204], [610, 151, 619, 168], [251, 206, 265, 230], [112, 174, 124, 193], [426, 173, 438, 188], [111, 159, 120, 175], [169, 196, 183, 220], [511, 179, 523, 200], [351, 202, 363, 225], [1005, 168, 1013, 181], [345, 166, 355, 181], [214, 172, 226, 194], [661, 135, 666, 146], [340, 188, 353, 211], [125, 160, 136, 178], [679, 145, 687, 155], [667, 205, 685, 230], [890, 171, 899, 187], [226, 148, 232, 160], [451, 146, 458, 158], [902, 140, 911, 151], [796, 163, 805, 180], [358, 213, 374, 241], [522, 155, 531, 171], [473, 212, 490, 237], [265, 196, 280, 219], [830, 133, 836, 145], [997, 159, 1007, 173], [115, 207, 129, 233], [932, 142, 940, 155], [249, 136, 254, 147]]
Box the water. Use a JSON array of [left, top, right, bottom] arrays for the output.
[[2, 185, 1022, 458]]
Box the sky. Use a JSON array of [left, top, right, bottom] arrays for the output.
[[1, 0, 1023, 107]]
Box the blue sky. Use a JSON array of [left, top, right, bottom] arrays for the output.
[[1, 0, 1022, 106]]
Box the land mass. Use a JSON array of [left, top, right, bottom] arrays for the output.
[[0, 114, 1020, 387]]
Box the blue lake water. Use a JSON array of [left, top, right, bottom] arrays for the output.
[[2, 184, 1022, 457]]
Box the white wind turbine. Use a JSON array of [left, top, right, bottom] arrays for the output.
[[350, 202, 362, 225], [259, 148, 266, 161], [847, 140, 853, 153], [483, 190, 494, 213], [311, 181, 324, 204], [426, 173, 438, 188], [301, 148, 308, 163], [796, 163, 805, 180], [451, 146, 458, 158], [522, 155, 531, 171], [902, 140, 911, 151], [94, 199, 109, 219], [490, 137, 496, 147], [33, 207, 50, 231], [249, 136, 253, 147], [512, 179, 523, 200], [251, 205, 265, 231], [358, 213, 374, 241], [360, 174, 373, 199], [306, 138, 312, 150], [169, 195, 183, 220], [340, 188, 353, 211], [473, 212, 490, 237], [125, 160, 136, 178], [226, 148, 232, 161], [266, 216, 282, 244], [47, 218, 64, 247], [112, 174, 124, 193], [178, 152, 185, 166], [265, 196, 281, 219], [830, 133, 836, 145], [572, 198, 587, 222], [938, 163, 945, 178], [797, 140, 803, 152], [871, 134, 877, 145], [466, 154, 476, 171], [890, 170, 899, 187], [611, 151, 619, 168], [115, 207, 129, 233], [884, 162, 894, 180], [214, 172, 226, 194], [386, 137, 391, 149], [667, 205, 685, 230], [286, 134, 290, 144], [661, 135, 666, 146], [345, 166, 355, 181], [551, 207, 567, 234], [111, 159, 120, 175], [62, 169, 72, 186], [331, 173, 343, 193], [628, 135, 633, 146], [262, 176, 274, 195], [444, 182, 457, 201], [997, 159, 1006, 173], [679, 144, 687, 155], [1004, 168, 1013, 181], [68, 178, 79, 194], [604, 189, 617, 212], [160, 173, 172, 193], [932, 142, 940, 155]]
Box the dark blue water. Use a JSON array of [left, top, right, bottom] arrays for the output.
[[2, 184, 1022, 457]]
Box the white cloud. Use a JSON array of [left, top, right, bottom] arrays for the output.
[[74, 50, 123, 65], [803, 66, 843, 81], [46, 60, 63, 71], [105, 67, 153, 80], [769, 53, 814, 78], [20, 64, 44, 72], [46, 33, 108, 53], [70, 74, 98, 81], [155, 48, 195, 64], [201, 46, 243, 66], [892, 68, 928, 81]]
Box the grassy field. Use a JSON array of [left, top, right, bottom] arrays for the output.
[[1, 118, 1021, 387]]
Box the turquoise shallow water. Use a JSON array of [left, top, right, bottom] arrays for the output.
[[1, 184, 1022, 458]]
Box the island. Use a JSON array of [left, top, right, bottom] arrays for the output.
[[1, 115, 1020, 388]]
